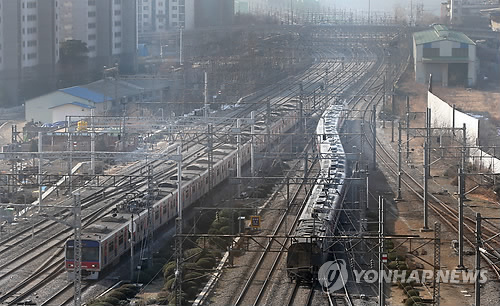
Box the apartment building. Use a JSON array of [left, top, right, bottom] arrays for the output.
[[169, 0, 195, 29], [0, 0, 60, 105], [57, 0, 137, 72]]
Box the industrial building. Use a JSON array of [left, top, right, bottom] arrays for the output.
[[413, 25, 477, 87], [25, 78, 169, 123]]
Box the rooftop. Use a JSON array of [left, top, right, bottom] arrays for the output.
[[49, 102, 96, 109], [60, 87, 113, 103], [414, 25, 476, 45]]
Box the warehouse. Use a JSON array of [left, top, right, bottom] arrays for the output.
[[413, 25, 477, 87], [25, 78, 169, 123]]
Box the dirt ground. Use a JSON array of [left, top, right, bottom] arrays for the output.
[[376, 68, 500, 306]]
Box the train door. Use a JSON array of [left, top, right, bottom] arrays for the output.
[[103, 241, 108, 265]]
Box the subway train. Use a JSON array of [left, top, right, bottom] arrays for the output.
[[65, 101, 302, 280], [286, 104, 346, 283]]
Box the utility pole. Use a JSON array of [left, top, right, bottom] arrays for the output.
[[458, 123, 467, 268], [236, 119, 242, 179], [475, 213, 481, 306], [90, 109, 95, 176], [382, 75, 386, 128], [130, 214, 135, 282], [458, 167, 465, 269], [372, 104, 377, 170], [423, 140, 429, 230], [175, 145, 183, 306], [422, 107, 431, 230], [207, 124, 214, 189], [406, 96, 410, 159], [378, 196, 385, 306], [250, 111, 255, 177], [145, 166, 154, 268], [38, 132, 43, 212], [204, 71, 208, 120], [73, 192, 82, 306], [433, 222, 441, 306], [67, 116, 73, 194], [397, 122, 402, 200], [179, 27, 183, 66]]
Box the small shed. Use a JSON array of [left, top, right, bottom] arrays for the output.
[[413, 25, 477, 87]]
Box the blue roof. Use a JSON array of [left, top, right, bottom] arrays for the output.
[[49, 102, 95, 109], [60, 86, 112, 103]]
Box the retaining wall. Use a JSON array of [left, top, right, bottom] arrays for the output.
[[428, 91, 500, 174]]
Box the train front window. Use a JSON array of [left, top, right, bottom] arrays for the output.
[[66, 247, 74, 260], [66, 246, 99, 261], [82, 247, 99, 262]]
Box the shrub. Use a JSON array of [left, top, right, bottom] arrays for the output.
[[98, 297, 120, 305], [397, 262, 408, 270], [387, 262, 398, 270], [120, 284, 139, 292], [406, 289, 420, 297], [107, 290, 127, 300], [163, 261, 176, 279], [184, 272, 205, 285], [196, 257, 216, 269], [184, 248, 203, 261], [385, 240, 395, 250], [88, 303, 113, 306], [115, 287, 137, 298], [405, 296, 423, 306], [404, 285, 414, 293], [164, 278, 175, 291], [219, 225, 231, 235]]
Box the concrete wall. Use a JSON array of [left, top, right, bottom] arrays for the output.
[[51, 104, 92, 123], [428, 91, 500, 173]]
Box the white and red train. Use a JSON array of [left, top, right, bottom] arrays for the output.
[[65, 101, 303, 279]]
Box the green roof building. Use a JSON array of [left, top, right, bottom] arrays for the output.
[[413, 25, 477, 87]]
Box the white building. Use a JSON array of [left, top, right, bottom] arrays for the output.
[[413, 25, 477, 87], [25, 77, 170, 123], [49, 102, 95, 123], [25, 88, 112, 123]]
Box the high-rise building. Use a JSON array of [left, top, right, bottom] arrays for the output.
[[137, 0, 168, 33], [169, 0, 195, 29], [0, 0, 60, 105], [58, 0, 137, 71], [195, 0, 234, 28]]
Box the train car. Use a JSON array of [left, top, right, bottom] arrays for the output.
[[65, 98, 305, 279], [287, 103, 347, 283]]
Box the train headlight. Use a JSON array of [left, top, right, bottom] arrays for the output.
[[91, 264, 96, 268], [69, 264, 74, 267]]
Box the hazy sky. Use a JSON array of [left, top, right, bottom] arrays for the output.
[[250, 0, 442, 15]]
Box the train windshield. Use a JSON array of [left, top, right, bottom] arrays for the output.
[[66, 240, 100, 262]]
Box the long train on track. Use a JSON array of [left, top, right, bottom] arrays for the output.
[[64, 100, 307, 279], [286, 103, 347, 283]]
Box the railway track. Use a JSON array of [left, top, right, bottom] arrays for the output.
[[349, 27, 500, 300], [0, 28, 398, 305], [230, 33, 399, 306]]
